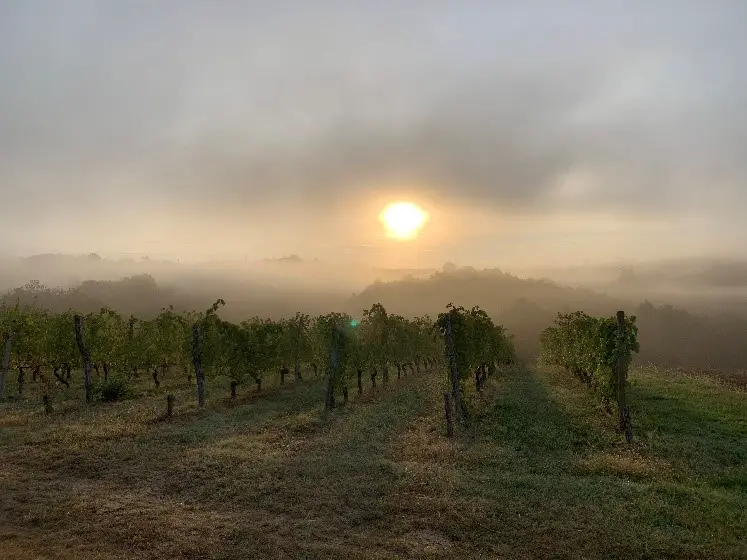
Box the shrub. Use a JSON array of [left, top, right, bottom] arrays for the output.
[[96, 376, 133, 402]]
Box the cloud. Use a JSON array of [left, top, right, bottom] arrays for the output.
[[1, 0, 746, 256], [165, 60, 746, 221]]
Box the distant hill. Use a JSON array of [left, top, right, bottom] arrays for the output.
[[345, 267, 625, 360], [347, 266, 624, 316], [345, 266, 747, 368]]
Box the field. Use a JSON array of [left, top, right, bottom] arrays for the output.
[[1, 366, 745, 559]]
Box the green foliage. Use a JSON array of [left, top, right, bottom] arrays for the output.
[[241, 317, 284, 383], [313, 312, 355, 389], [0, 298, 481, 406], [86, 308, 127, 371], [280, 312, 313, 368], [436, 304, 516, 380], [539, 311, 640, 403], [199, 300, 259, 385], [434, 303, 516, 420], [95, 375, 133, 402], [360, 303, 391, 370]]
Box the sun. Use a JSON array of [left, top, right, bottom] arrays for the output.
[[379, 201, 428, 240]]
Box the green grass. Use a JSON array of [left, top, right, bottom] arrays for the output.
[[0, 365, 745, 559]]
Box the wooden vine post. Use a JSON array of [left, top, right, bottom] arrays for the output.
[[325, 328, 338, 410], [43, 394, 53, 414], [74, 314, 94, 404], [17, 367, 25, 396], [444, 312, 463, 424], [0, 331, 14, 402], [444, 392, 454, 437], [192, 323, 205, 407], [166, 394, 175, 417], [616, 310, 633, 442]]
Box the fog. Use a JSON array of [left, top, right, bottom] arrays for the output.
[[3, 252, 747, 311]]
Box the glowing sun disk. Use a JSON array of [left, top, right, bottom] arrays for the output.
[[380, 201, 428, 240]]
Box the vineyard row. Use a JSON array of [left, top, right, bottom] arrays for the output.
[[0, 301, 516, 415]]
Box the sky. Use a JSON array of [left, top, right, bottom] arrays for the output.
[[1, 0, 746, 270]]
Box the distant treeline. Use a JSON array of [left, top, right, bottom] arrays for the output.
[[347, 268, 747, 369], [0, 275, 343, 322], [3, 268, 747, 369]]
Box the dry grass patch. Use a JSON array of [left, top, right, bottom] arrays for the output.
[[579, 449, 675, 479], [0, 411, 25, 428]]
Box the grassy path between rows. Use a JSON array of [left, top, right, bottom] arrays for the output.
[[1, 366, 745, 559]]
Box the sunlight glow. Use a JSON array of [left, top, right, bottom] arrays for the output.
[[379, 201, 428, 240]]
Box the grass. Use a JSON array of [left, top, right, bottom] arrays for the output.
[[0, 365, 745, 559]]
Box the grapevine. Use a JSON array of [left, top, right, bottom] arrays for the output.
[[435, 304, 516, 424], [539, 311, 639, 410], [0, 299, 447, 408]]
